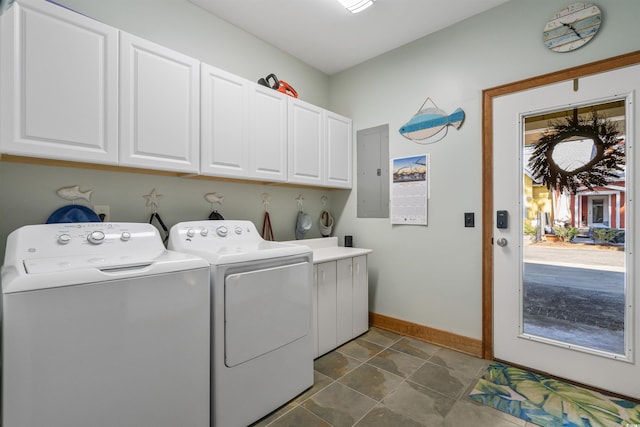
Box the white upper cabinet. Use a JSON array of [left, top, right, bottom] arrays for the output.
[[249, 83, 288, 182], [325, 111, 353, 189], [287, 97, 324, 186], [0, 0, 351, 187], [119, 33, 200, 173], [0, 0, 118, 164], [288, 97, 353, 188], [200, 64, 249, 178]]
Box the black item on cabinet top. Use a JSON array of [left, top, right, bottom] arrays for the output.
[[257, 73, 280, 90]]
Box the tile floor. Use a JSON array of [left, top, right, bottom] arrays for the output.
[[251, 327, 539, 427]]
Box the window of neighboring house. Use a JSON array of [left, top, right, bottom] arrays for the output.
[[592, 198, 604, 224]]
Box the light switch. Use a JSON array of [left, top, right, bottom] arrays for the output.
[[464, 212, 474, 227]]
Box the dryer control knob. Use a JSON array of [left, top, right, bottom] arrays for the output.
[[120, 232, 131, 241], [186, 229, 195, 238], [234, 226, 242, 235], [216, 226, 228, 237], [87, 230, 106, 245], [200, 228, 209, 236], [58, 234, 72, 245]]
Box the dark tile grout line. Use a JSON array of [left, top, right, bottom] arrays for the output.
[[257, 331, 400, 426], [259, 329, 488, 427]]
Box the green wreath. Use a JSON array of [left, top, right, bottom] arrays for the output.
[[528, 111, 625, 194]]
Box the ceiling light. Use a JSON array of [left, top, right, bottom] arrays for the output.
[[336, 0, 374, 14]]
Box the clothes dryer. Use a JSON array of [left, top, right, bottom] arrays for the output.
[[1, 223, 210, 427], [168, 220, 313, 427]]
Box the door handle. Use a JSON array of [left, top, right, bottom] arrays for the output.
[[496, 237, 508, 247]]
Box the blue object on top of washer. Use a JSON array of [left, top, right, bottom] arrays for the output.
[[46, 205, 101, 224]]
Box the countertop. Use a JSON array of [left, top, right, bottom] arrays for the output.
[[283, 237, 372, 264]]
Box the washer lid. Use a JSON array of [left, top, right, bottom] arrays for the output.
[[1, 223, 209, 294], [2, 250, 208, 294], [23, 254, 155, 274]]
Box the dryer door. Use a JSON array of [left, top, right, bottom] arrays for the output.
[[225, 261, 311, 367]]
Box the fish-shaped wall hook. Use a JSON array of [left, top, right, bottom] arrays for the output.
[[56, 185, 93, 202], [399, 97, 464, 144], [204, 192, 224, 205]]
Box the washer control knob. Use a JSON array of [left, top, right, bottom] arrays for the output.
[[216, 226, 228, 237], [120, 232, 131, 241], [200, 228, 209, 237], [87, 230, 106, 245], [234, 226, 242, 235], [186, 229, 195, 238], [58, 234, 72, 245]]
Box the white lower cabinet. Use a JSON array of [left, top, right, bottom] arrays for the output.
[[316, 262, 338, 357], [119, 32, 200, 173], [336, 258, 354, 346], [314, 255, 369, 358], [352, 255, 369, 336]]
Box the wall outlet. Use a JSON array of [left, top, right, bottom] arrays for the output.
[[93, 205, 110, 222]]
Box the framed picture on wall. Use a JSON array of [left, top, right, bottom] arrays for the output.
[[390, 154, 429, 225]]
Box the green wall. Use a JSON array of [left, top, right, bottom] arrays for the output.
[[2, 0, 639, 342], [328, 0, 640, 339]]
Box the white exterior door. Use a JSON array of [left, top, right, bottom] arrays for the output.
[[493, 63, 639, 399]]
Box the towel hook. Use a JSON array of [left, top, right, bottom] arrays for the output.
[[261, 193, 271, 212], [143, 188, 163, 213], [204, 192, 224, 207], [56, 185, 93, 205], [296, 194, 304, 211]]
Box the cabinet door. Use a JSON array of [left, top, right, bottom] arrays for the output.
[[336, 258, 354, 346], [0, 0, 118, 164], [317, 261, 337, 356], [249, 83, 287, 182], [312, 265, 319, 358], [119, 33, 200, 173], [352, 255, 369, 337], [200, 64, 249, 178], [288, 98, 323, 186], [325, 111, 353, 189]]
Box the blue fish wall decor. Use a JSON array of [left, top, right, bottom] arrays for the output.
[[399, 98, 465, 143]]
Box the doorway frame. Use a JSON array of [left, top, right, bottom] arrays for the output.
[[481, 50, 640, 360]]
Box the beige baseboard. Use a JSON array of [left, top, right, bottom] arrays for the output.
[[369, 312, 483, 358]]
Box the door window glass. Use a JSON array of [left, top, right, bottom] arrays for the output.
[[522, 99, 628, 357]]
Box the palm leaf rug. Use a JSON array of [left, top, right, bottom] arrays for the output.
[[469, 362, 640, 426]]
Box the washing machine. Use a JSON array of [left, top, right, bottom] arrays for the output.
[[1, 223, 211, 427], [168, 220, 313, 427]]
